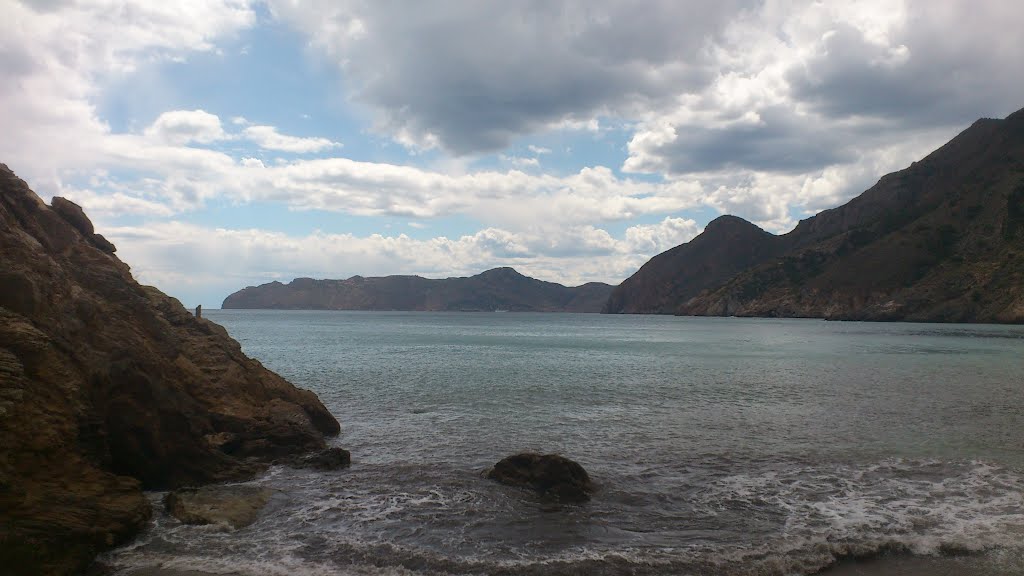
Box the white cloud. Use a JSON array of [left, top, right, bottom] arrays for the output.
[[0, 0, 255, 194], [500, 155, 540, 168], [242, 125, 341, 153], [624, 217, 701, 254], [145, 110, 227, 144]]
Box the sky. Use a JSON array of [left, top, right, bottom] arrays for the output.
[[2, 1, 1023, 308]]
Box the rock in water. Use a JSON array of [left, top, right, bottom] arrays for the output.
[[294, 447, 352, 470], [0, 164, 341, 575], [165, 486, 274, 530], [487, 453, 593, 503]]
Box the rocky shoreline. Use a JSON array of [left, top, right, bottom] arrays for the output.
[[0, 164, 341, 574]]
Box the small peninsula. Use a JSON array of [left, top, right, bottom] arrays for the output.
[[222, 267, 614, 312], [606, 108, 1024, 323], [0, 165, 340, 574]]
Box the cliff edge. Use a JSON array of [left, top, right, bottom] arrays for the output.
[[0, 164, 340, 574]]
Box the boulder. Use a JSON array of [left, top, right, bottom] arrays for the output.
[[51, 196, 94, 235], [165, 485, 273, 530], [486, 453, 593, 503], [293, 447, 352, 470], [91, 232, 116, 253]]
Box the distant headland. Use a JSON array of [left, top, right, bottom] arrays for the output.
[[221, 267, 614, 312]]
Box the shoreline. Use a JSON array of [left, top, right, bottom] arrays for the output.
[[107, 550, 1024, 576]]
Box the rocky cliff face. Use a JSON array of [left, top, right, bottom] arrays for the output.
[[0, 165, 340, 574], [223, 267, 614, 312], [607, 108, 1024, 323]]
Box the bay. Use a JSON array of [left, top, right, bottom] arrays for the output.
[[106, 312, 1024, 575]]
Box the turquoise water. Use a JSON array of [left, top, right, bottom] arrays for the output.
[[108, 312, 1024, 575]]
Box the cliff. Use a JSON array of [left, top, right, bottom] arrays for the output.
[[222, 267, 614, 312], [607, 108, 1024, 323], [0, 165, 341, 574]]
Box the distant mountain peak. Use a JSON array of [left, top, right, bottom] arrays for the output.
[[702, 215, 765, 235], [478, 266, 523, 277]]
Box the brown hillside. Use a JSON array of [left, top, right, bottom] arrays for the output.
[[607, 108, 1024, 323]]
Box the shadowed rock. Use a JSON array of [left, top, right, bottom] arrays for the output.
[[486, 453, 593, 503], [51, 196, 94, 236]]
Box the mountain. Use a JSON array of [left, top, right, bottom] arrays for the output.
[[603, 215, 790, 314], [606, 108, 1024, 323], [222, 267, 615, 312], [0, 165, 339, 574]]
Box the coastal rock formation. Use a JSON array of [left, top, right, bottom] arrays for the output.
[[222, 267, 614, 312], [0, 164, 340, 574], [486, 453, 593, 503], [165, 486, 274, 530], [606, 108, 1024, 323]]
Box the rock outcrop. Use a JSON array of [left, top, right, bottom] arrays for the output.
[[606, 108, 1024, 323], [222, 267, 614, 312], [486, 453, 593, 503], [0, 164, 340, 574]]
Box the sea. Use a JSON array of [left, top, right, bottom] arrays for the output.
[[105, 311, 1024, 576]]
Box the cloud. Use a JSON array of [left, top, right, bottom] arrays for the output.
[[268, 0, 753, 153], [0, 0, 255, 192], [787, 2, 1024, 126], [145, 110, 227, 144], [242, 125, 341, 153], [624, 217, 701, 254], [501, 155, 539, 168], [5, 0, 1024, 307]]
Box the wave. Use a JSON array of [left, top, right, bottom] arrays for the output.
[[104, 458, 1024, 576]]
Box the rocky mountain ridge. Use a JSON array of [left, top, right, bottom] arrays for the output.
[[222, 267, 614, 312], [605, 108, 1024, 323], [0, 165, 340, 574]]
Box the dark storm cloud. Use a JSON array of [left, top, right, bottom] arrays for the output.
[[279, 0, 756, 154], [645, 106, 861, 174]]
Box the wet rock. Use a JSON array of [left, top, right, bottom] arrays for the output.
[[486, 453, 593, 503], [293, 447, 352, 470], [165, 485, 273, 530]]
